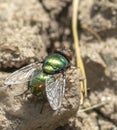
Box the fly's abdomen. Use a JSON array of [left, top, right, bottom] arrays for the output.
[[43, 53, 69, 74], [29, 72, 51, 96]]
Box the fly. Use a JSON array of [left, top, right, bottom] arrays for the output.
[[3, 48, 72, 111]]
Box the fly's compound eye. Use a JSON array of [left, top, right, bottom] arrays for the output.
[[54, 48, 72, 61], [63, 49, 72, 61]]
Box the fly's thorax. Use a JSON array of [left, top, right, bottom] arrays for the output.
[[29, 71, 52, 96], [43, 53, 70, 74]]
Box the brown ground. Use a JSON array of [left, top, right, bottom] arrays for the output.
[[0, 0, 117, 130]]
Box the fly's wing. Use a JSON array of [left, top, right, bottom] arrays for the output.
[[46, 77, 65, 110], [4, 62, 42, 85]]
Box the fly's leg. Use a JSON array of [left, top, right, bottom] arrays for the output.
[[14, 86, 30, 99], [40, 92, 46, 114], [64, 95, 72, 109]]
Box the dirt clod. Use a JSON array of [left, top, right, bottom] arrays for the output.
[[0, 0, 117, 130]]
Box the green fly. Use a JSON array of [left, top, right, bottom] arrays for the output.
[[4, 48, 72, 110]]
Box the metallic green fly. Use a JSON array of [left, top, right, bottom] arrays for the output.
[[4, 48, 72, 110]]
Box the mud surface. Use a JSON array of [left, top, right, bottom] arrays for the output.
[[0, 0, 117, 130]]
